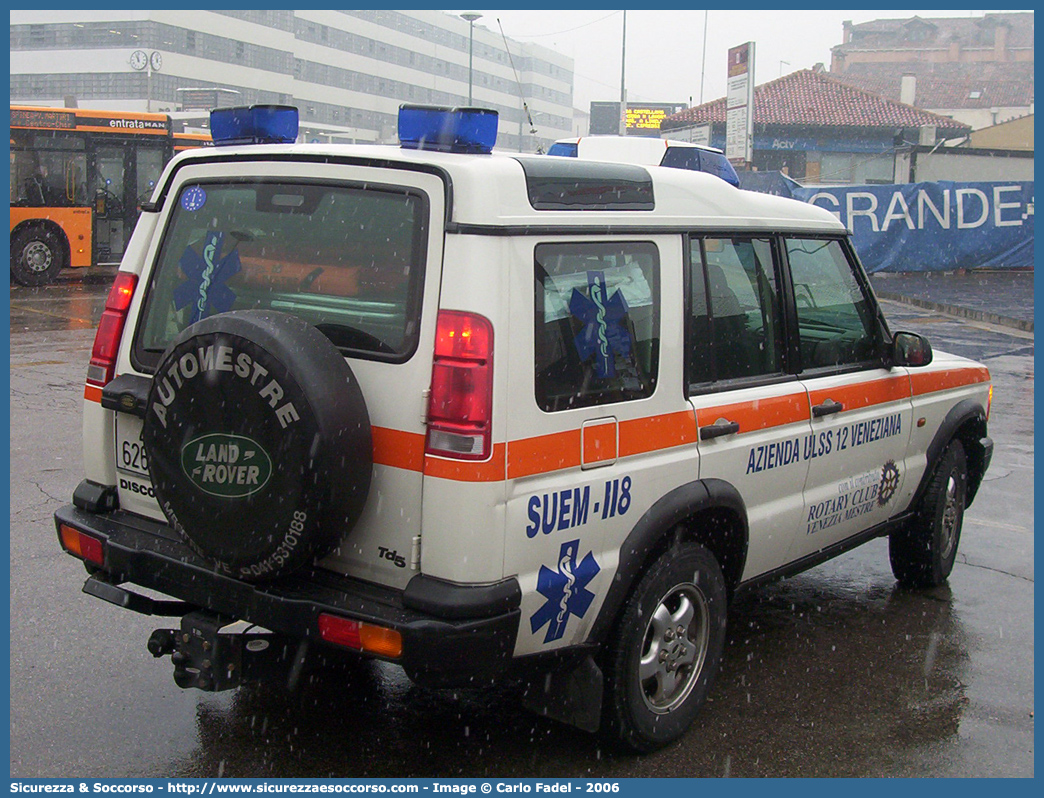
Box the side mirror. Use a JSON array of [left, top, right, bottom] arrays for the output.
[[893, 331, 933, 367]]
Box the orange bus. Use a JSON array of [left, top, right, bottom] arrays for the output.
[[10, 105, 211, 285]]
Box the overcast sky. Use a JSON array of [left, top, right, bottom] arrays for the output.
[[445, 9, 1028, 112]]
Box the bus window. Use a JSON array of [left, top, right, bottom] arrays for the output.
[[11, 134, 87, 207], [95, 148, 126, 204], [137, 147, 166, 206]]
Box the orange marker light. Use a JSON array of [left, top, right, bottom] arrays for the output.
[[360, 624, 403, 659]]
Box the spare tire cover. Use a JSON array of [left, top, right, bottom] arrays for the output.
[[142, 310, 372, 581]]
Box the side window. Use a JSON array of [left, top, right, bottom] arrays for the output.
[[535, 241, 659, 412], [688, 236, 783, 385], [786, 238, 879, 371]]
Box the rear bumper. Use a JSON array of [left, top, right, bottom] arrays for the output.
[[54, 500, 520, 687]]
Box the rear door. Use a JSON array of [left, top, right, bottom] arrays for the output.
[[506, 235, 698, 655], [118, 159, 447, 589]]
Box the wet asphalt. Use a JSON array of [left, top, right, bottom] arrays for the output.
[[870, 269, 1034, 332], [8, 268, 1034, 777]]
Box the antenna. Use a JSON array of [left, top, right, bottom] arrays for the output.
[[497, 18, 541, 153]]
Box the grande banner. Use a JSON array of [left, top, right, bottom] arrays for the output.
[[790, 181, 1035, 273], [738, 176, 1035, 273]]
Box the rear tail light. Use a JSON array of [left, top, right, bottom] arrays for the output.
[[58, 523, 105, 567], [87, 272, 138, 387], [318, 613, 403, 658], [426, 310, 493, 460]]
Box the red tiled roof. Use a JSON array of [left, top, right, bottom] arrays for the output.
[[832, 62, 1034, 111], [661, 69, 972, 133]]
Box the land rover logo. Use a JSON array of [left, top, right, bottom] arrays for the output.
[[180, 433, 272, 498]]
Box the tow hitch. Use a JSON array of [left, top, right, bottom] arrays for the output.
[[147, 610, 307, 692]]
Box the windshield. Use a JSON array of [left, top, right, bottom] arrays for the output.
[[135, 180, 428, 365]]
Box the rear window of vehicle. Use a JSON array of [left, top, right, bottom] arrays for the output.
[[660, 147, 740, 187], [134, 180, 428, 365], [546, 142, 578, 157]]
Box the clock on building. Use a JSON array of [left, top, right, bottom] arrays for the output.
[[130, 50, 147, 70]]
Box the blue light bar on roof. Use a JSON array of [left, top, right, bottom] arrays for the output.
[[398, 104, 498, 154], [210, 105, 298, 146]]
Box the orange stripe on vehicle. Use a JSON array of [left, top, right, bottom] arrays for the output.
[[696, 394, 808, 434], [807, 375, 911, 412], [425, 443, 507, 482], [371, 426, 425, 472], [84, 385, 102, 403], [911, 366, 991, 396], [508, 430, 582, 480], [619, 411, 699, 457]]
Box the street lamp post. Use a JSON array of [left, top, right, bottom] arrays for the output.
[[461, 12, 482, 105], [619, 10, 627, 136]]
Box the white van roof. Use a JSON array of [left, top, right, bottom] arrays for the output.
[[161, 142, 844, 234]]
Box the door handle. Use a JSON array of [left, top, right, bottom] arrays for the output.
[[700, 419, 740, 440], [812, 399, 844, 417]]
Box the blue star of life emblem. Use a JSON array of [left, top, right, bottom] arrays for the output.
[[530, 539, 600, 644], [173, 231, 241, 324], [569, 271, 632, 379]]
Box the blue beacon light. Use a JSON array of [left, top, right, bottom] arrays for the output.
[[210, 105, 299, 146], [397, 104, 498, 154]]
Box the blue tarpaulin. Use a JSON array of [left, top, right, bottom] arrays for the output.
[[740, 175, 1034, 273]]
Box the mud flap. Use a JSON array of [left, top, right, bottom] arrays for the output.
[[521, 654, 603, 733]]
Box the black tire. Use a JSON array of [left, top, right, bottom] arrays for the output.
[[142, 310, 372, 581], [890, 439, 968, 588], [11, 226, 66, 286], [602, 541, 728, 753]]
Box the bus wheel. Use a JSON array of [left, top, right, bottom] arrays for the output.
[[11, 226, 65, 286]]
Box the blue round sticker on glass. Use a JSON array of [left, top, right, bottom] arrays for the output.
[[181, 186, 207, 212]]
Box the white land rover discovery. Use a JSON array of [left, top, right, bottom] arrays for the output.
[[55, 105, 993, 753]]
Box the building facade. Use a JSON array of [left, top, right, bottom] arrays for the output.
[[9, 9, 575, 152], [829, 13, 1034, 130]]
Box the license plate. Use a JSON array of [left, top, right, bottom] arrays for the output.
[[115, 415, 149, 477]]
